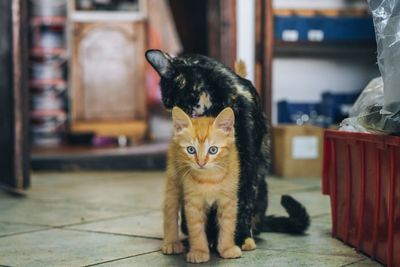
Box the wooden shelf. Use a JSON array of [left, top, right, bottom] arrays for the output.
[[30, 79, 66, 88], [30, 16, 66, 26], [274, 41, 377, 57], [71, 120, 148, 142], [274, 8, 370, 17], [31, 142, 168, 170], [31, 47, 66, 58], [69, 11, 146, 22], [31, 109, 66, 119]]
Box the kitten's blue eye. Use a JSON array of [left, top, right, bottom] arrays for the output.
[[187, 146, 196, 154], [208, 146, 218, 155]]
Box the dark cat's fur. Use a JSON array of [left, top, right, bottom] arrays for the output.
[[146, 50, 310, 247]]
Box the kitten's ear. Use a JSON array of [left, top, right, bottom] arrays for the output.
[[213, 107, 235, 134], [172, 107, 192, 133], [145, 49, 176, 79]]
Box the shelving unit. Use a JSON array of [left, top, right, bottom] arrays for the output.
[[29, 0, 68, 147], [31, 142, 168, 170], [274, 4, 375, 49], [273, 41, 377, 57], [255, 0, 378, 173], [30, 0, 167, 170], [255, 0, 377, 122]]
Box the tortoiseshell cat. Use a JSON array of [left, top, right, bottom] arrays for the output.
[[163, 107, 240, 263], [146, 50, 310, 249]]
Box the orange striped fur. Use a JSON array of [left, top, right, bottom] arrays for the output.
[[162, 107, 241, 263]]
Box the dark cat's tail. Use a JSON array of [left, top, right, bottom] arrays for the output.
[[260, 195, 310, 234]]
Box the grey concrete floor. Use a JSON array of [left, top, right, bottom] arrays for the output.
[[0, 172, 382, 267]]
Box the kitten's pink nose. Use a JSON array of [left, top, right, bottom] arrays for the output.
[[197, 161, 206, 168]]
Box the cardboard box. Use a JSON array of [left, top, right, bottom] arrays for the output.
[[273, 125, 323, 178]]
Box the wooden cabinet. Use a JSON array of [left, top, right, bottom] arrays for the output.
[[69, 3, 147, 141]]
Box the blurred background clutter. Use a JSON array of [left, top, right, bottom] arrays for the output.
[[1, 2, 398, 266], [1, 0, 380, 178]]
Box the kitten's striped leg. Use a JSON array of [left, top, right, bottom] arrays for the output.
[[162, 177, 183, 255], [217, 198, 242, 259], [184, 200, 210, 263]]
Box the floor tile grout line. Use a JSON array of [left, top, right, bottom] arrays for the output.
[[82, 250, 160, 267], [0, 213, 332, 240], [0, 228, 52, 239], [64, 228, 163, 240], [0, 228, 162, 245], [0, 209, 159, 230], [20, 198, 161, 213], [56, 211, 152, 228], [0, 220, 49, 227], [2, 191, 162, 213], [0, 216, 163, 240], [0, 222, 163, 240], [311, 213, 331, 219], [271, 186, 323, 194], [339, 258, 368, 266], [256, 247, 364, 259]]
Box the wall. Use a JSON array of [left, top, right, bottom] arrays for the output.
[[236, 0, 255, 83]]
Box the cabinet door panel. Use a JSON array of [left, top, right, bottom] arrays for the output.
[[72, 22, 146, 121]]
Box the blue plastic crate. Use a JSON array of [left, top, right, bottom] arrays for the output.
[[321, 92, 360, 123], [278, 101, 321, 124], [274, 16, 376, 42]]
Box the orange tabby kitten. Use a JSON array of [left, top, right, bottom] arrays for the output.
[[162, 107, 241, 263]]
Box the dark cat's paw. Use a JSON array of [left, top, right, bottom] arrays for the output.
[[186, 250, 210, 263], [241, 237, 256, 251], [162, 241, 184, 255], [219, 246, 242, 259]]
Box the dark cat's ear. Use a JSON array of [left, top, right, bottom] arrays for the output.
[[213, 107, 235, 134], [145, 49, 176, 79], [172, 107, 192, 133]]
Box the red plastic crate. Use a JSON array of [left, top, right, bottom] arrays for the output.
[[323, 130, 400, 267]]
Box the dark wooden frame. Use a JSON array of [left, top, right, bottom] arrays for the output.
[[0, 0, 30, 192], [207, 0, 237, 68], [255, 0, 274, 172], [255, 0, 273, 126]]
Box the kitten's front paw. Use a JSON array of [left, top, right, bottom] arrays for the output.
[[241, 237, 256, 251], [162, 241, 184, 255], [186, 250, 210, 263], [219, 245, 242, 259]]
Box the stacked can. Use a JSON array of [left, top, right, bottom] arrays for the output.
[[30, 0, 67, 147]]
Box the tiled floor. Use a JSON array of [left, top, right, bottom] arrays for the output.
[[0, 172, 382, 267]]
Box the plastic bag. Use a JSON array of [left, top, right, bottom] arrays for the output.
[[340, 1, 400, 134], [340, 76, 400, 134], [369, 0, 400, 115], [340, 77, 383, 133], [339, 117, 370, 133], [349, 77, 384, 117]]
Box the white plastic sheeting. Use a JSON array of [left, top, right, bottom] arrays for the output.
[[369, 0, 400, 114]]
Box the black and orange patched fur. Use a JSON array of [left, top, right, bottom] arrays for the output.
[[146, 50, 310, 249]]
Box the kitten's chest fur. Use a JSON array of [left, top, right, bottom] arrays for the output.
[[183, 172, 238, 207]]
